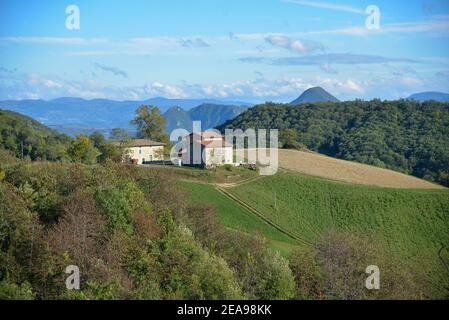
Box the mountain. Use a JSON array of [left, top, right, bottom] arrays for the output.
[[407, 92, 449, 102], [163, 103, 249, 134], [290, 87, 339, 105], [163, 106, 192, 134], [188, 104, 248, 130], [145, 97, 252, 110], [0, 97, 253, 136]]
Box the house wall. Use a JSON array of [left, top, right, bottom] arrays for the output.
[[126, 146, 164, 164], [204, 147, 233, 166]]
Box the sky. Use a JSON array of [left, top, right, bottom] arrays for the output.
[[1, 0, 449, 102]]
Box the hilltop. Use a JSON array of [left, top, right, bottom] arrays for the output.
[[408, 91, 449, 102], [290, 87, 339, 105]]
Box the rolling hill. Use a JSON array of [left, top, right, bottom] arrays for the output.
[[0, 109, 71, 160], [290, 86, 339, 105], [276, 149, 443, 189], [173, 159, 449, 298], [224, 171, 449, 297], [408, 91, 449, 102]]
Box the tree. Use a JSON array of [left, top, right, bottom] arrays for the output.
[[110, 128, 130, 145], [67, 135, 100, 164], [280, 129, 301, 149], [89, 131, 106, 149], [88, 132, 123, 163], [131, 105, 169, 144]]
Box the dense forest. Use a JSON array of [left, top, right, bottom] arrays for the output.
[[219, 100, 449, 187]]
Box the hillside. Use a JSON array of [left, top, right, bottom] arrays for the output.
[[226, 171, 449, 297], [276, 149, 443, 189], [290, 87, 339, 105], [0, 109, 71, 160], [220, 100, 449, 187], [408, 91, 449, 102]]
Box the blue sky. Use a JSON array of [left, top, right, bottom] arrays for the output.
[[1, 0, 449, 102]]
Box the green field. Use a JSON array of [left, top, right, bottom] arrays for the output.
[[226, 170, 449, 295], [179, 181, 301, 256]]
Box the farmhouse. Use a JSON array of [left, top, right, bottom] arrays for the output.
[[181, 132, 233, 167], [122, 139, 165, 165]]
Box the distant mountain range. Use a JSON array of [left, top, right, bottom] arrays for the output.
[[1, 88, 449, 137], [0, 97, 253, 136], [164, 103, 249, 133], [290, 87, 339, 105], [407, 91, 449, 102]]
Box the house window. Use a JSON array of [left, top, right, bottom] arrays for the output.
[[139, 148, 142, 155]]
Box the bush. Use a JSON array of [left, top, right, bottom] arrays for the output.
[[289, 231, 424, 300]]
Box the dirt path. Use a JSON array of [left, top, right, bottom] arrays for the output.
[[214, 175, 265, 188]]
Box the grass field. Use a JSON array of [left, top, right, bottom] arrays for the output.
[[179, 181, 301, 256], [227, 170, 449, 296], [248, 149, 444, 189]]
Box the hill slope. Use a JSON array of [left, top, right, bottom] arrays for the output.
[[227, 171, 449, 297], [290, 86, 339, 105], [277, 149, 443, 189], [0, 109, 70, 160], [408, 91, 449, 102], [220, 100, 449, 187]]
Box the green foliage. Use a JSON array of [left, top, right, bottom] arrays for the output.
[[150, 224, 244, 299], [239, 249, 295, 300], [89, 131, 123, 163], [0, 109, 70, 161], [0, 280, 35, 300], [110, 128, 129, 142], [280, 129, 302, 149], [131, 105, 169, 144], [94, 181, 143, 235], [221, 100, 449, 186], [67, 135, 100, 164]]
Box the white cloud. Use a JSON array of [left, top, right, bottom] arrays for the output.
[[265, 35, 323, 54]]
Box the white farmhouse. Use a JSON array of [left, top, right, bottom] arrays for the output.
[[123, 139, 165, 165], [181, 132, 233, 167]]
